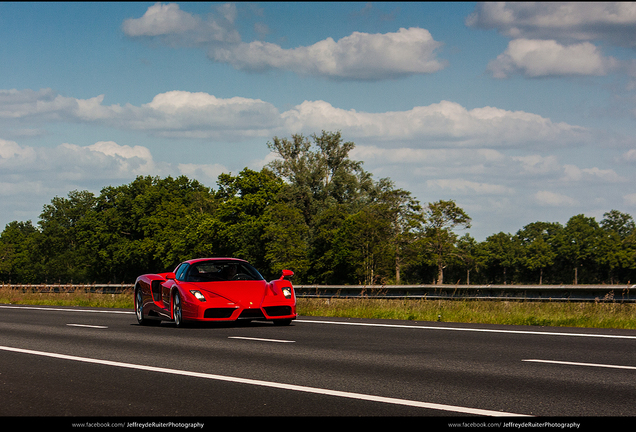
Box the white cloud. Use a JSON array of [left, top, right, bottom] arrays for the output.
[[1, 89, 593, 148], [0, 138, 236, 188], [426, 178, 514, 195], [0, 140, 159, 225], [87, 140, 152, 160], [561, 164, 626, 182], [136, 90, 283, 138], [619, 148, 636, 163], [209, 27, 447, 80], [122, 2, 199, 37], [0, 138, 233, 225], [351, 145, 505, 165], [282, 100, 590, 148], [123, 4, 445, 81], [0, 88, 84, 121], [178, 162, 229, 185], [624, 193, 636, 206], [45, 142, 160, 181], [0, 138, 37, 162], [0, 139, 160, 188], [534, 190, 578, 207], [512, 154, 561, 174], [121, 2, 240, 46], [246, 151, 281, 171], [0, 89, 283, 140], [488, 39, 618, 78], [466, 2, 636, 47]]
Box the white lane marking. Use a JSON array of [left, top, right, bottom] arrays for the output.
[[0, 344, 527, 417], [0, 305, 133, 314], [229, 336, 294, 343], [523, 359, 636, 370], [4, 304, 633, 341], [297, 319, 636, 340], [67, 324, 108, 329]]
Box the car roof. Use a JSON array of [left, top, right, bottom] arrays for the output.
[[183, 257, 248, 265]]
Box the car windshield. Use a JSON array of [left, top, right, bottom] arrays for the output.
[[183, 260, 264, 282]]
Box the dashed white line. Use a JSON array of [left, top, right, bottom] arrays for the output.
[[67, 324, 108, 329], [229, 336, 295, 343], [3, 304, 635, 340], [523, 359, 636, 370], [0, 344, 527, 417], [297, 319, 636, 339]]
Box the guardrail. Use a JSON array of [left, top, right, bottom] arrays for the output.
[[293, 284, 635, 302], [2, 283, 634, 302], [1, 283, 134, 294]]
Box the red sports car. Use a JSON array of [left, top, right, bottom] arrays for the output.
[[134, 258, 296, 327]]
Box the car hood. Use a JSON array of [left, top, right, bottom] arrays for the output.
[[185, 280, 269, 306]]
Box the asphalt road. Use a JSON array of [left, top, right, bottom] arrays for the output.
[[1, 304, 635, 424]]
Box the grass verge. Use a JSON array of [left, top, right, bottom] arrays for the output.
[[0, 288, 134, 310], [298, 298, 636, 330], [1, 287, 635, 329]]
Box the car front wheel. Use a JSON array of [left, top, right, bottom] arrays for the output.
[[173, 291, 185, 328]]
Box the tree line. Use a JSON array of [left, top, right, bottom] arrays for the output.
[[1, 131, 635, 285]]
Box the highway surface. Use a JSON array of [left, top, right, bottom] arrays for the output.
[[0, 304, 635, 424]]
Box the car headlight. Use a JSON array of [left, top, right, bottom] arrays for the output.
[[282, 287, 292, 299], [190, 290, 206, 302]]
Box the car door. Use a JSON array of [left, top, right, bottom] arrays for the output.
[[161, 263, 188, 312]]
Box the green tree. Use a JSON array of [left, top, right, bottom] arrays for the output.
[[557, 214, 601, 284], [266, 131, 384, 283], [82, 175, 214, 282], [214, 168, 284, 273], [481, 232, 522, 284], [262, 203, 310, 281], [516, 221, 562, 284], [600, 210, 635, 240], [420, 200, 471, 285], [335, 203, 399, 285], [455, 234, 484, 285], [523, 237, 556, 284], [307, 204, 350, 284], [597, 210, 636, 283], [266, 130, 373, 226], [365, 178, 422, 284], [0, 220, 42, 283], [38, 190, 98, 283]]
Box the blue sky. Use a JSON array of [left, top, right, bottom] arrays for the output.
[[2, 2, 636, 241]]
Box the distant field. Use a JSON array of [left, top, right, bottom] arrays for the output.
[[1, 287, 635, 329]]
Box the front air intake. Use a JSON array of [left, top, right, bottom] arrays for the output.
[[238, 309, 266, 320], [264, 306, 292, 316], [204, 308, 236, 318]]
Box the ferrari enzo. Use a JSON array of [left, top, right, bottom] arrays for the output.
[[134, 258, 296, 327]]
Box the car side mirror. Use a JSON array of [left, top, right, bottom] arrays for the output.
[[279, 269, 294, 280], [165, 272, 177, 280]]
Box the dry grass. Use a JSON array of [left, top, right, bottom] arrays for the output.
[[2, 286, 635, 329], [296, 297, 636, 329], [0, 287, 134, 309]]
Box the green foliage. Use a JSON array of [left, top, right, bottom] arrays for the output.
[[418, 200, 471, 285], [0, 221, 42, 283], [214, 168, 283, 273], [2, 132, 636, 285], [479, 232, 523, 284]]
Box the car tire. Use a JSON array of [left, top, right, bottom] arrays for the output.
[[135, 286, 159, 326], [173, 291, 186, 328]]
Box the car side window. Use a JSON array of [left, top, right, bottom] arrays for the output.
[[175, 263, 189, 281]]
